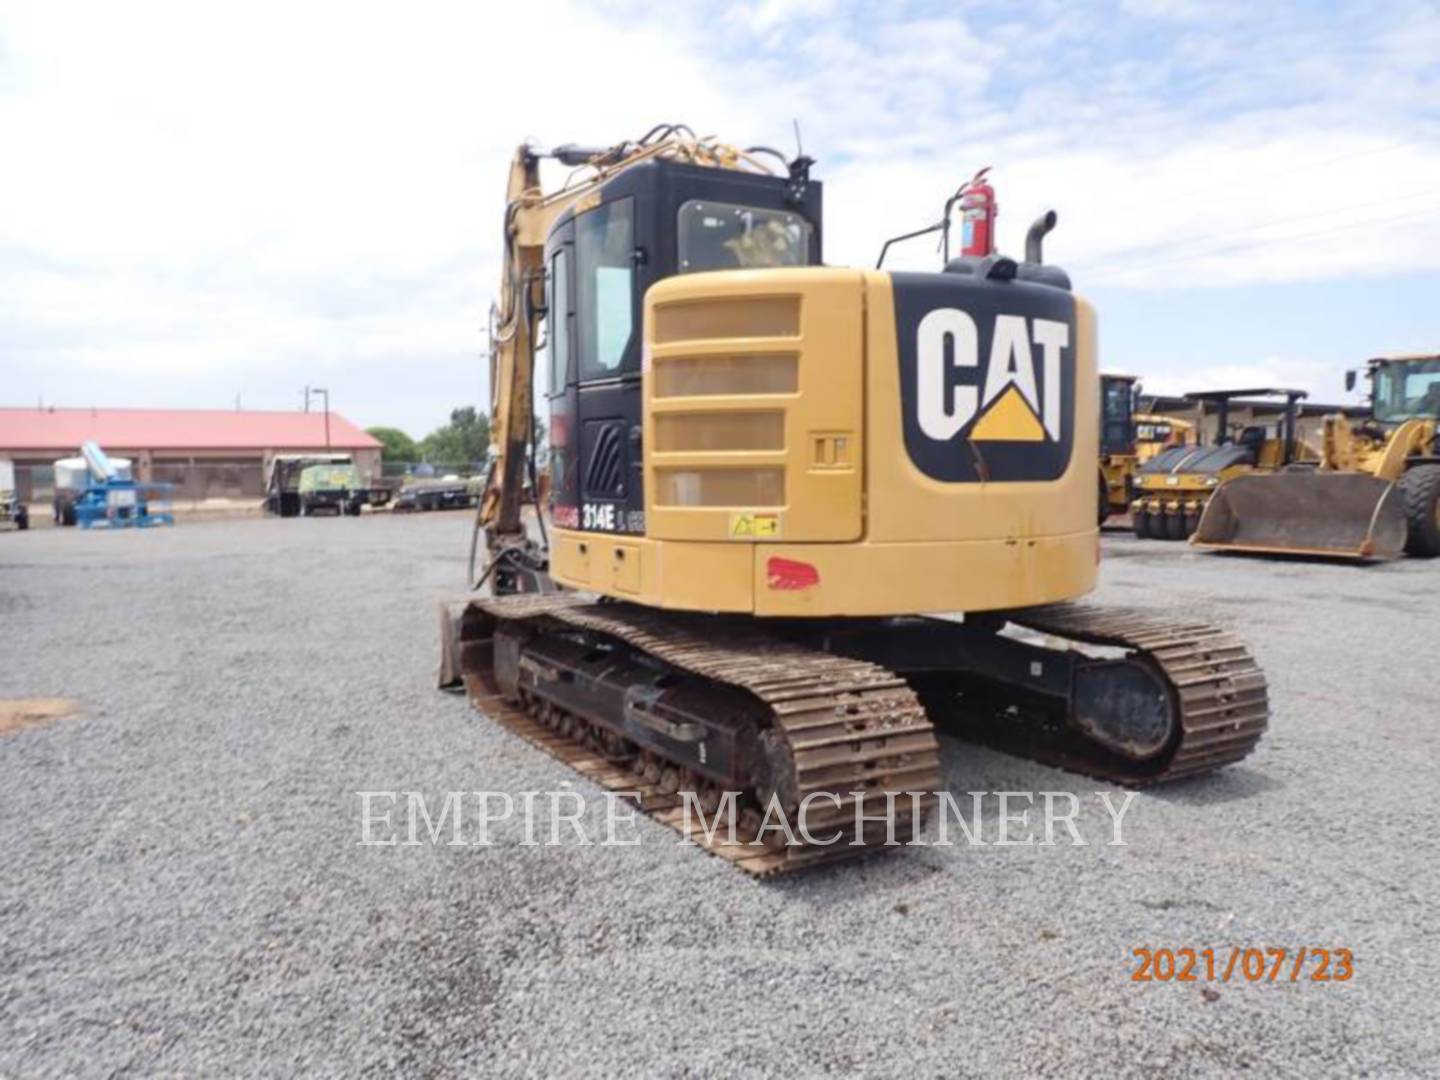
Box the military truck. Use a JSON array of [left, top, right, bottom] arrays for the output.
[[264, 454, 391, 517], [297, 462, 366, 516]]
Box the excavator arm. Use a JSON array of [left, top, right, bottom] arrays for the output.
[[484, 147, 545, 544]]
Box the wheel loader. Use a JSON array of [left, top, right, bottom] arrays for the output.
[[1193, 354, 1440, 560], [438, 127, 1270, 875], [1130, 388, 1310, 540]]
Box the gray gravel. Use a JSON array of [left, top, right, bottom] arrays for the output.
[[1, 515, 1436, 1077]]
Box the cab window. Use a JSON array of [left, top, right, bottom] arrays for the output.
[[547, 248, 570, 397], [575, 198, 635, 379], [678, 200, 812, 273], [1375, 358, 1440, 422]]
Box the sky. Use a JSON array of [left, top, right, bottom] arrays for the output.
[[2, 0, 1438, 437]]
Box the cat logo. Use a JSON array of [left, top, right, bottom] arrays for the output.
[[893, 275, 1077, 484], [916, 309, 1069, 444]]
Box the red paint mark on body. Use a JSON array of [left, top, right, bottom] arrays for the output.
[[766, 557, 820, 591]]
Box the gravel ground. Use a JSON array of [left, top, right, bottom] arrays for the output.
[[2, 515, 1436, 1077]]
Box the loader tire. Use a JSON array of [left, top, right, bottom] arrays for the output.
[[1400, 465, 1440, 558], [1132, 512, 1149, 539], [1146, 513, 1169, 540], [1164, 513, 1186, 540]]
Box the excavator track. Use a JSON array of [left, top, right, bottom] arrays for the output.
[[455, 593, 943, 877], [982, 603, 1270, 785]]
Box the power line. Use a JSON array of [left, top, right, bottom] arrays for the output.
[[1066, 139, 1419, 214], [1085, 203, 1440, 281]]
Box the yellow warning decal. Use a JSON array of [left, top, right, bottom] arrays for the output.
[[969, 384, 1046, 442], [729, 512, 780, 538]]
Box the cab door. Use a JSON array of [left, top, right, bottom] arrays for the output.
[[569, 195, 650, 535], [545, 220, 579, 526], [1101, 377, 1136, 456]]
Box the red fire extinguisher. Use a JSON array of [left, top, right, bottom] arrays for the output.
[[958, 167, 995, 257]]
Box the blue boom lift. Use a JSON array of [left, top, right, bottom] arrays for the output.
[[73, 442, 174, 529]]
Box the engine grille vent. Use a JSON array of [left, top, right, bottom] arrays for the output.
[[584, 422, 626, 499]]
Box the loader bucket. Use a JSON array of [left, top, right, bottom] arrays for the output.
[[1191, 472, 1408, 561]]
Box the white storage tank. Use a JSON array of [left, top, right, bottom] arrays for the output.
[[54, 455, 132, 491]]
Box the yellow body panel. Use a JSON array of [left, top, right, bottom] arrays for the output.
[[643, 270, 864, 543], [549, 268, 1099, 616], [549, 530, 1097, 616]]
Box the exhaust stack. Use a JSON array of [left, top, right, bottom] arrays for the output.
[[1025, 210, 1057, 265]]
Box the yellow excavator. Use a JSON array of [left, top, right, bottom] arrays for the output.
[[1193, 354, 1440, 560], [440, 127, 1269, 875]]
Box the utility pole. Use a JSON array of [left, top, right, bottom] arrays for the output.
[[309, 387, 331, 448], [303, 384, 311, 412]]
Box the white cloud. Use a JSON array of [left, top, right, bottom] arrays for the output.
[[0, 0, 1437, 431], [747, 0, 837, 32], [1118, 0, 1214, 21]]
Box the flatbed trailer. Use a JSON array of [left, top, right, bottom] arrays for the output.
[[391, 478, 477, 512]]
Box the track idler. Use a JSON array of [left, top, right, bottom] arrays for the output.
[[1070, 657, 1176, 761]]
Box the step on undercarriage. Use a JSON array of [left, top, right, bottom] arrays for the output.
[[440, 594, 1268, 876]]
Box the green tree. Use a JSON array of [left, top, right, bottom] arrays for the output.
[[365, 426, 419, 463], [420, 407, 491, 467]]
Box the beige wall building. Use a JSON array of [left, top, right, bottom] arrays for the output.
[[1143, 395, 1367, 452]]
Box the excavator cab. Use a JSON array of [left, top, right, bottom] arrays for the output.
[[542, 157, 822, 543]]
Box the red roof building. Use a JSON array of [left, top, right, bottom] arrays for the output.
[[0, 407, 380, 453], [0, 407, 382, 501]]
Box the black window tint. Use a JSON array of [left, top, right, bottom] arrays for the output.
[[575, 198, 635, 380], [548, 248, 570, 397]]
